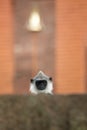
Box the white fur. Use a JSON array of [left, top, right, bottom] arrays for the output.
[[30, 81, 53, 94], [29, 71, 53, 95]]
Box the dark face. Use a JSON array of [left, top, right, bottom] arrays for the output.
[[35, 80, 47, 90]]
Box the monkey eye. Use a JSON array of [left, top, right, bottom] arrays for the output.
[[49, 77, 52, 81], [30, 79, 34, 83]]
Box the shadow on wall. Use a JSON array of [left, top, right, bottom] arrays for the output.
[[13, 0, 55, 94]]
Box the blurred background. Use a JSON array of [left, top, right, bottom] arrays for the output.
[[0, 0, 87, 94]]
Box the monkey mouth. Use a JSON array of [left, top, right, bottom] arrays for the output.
[[35, 80, 47, 90]]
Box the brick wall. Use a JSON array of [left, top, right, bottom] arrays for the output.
[[0, 0, 87, 94], [0, 0, 14, 94], [55, 0, 87, 94]]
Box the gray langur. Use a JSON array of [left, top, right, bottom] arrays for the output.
[[29, 71, 53, 94]]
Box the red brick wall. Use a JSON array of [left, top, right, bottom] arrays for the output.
[[55, 0, 87, 94], [0, 0, 87, 94], [0, 0, 14, 94]]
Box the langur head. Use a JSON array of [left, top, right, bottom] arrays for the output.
[[29, 71, 53, 95]]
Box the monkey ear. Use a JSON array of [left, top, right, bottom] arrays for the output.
[[49, 77, 52, 81], [30, 79, 34, 83]]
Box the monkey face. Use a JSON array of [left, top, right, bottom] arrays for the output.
[[29, 71, 53, 94], [35, 80, 47, 90]]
